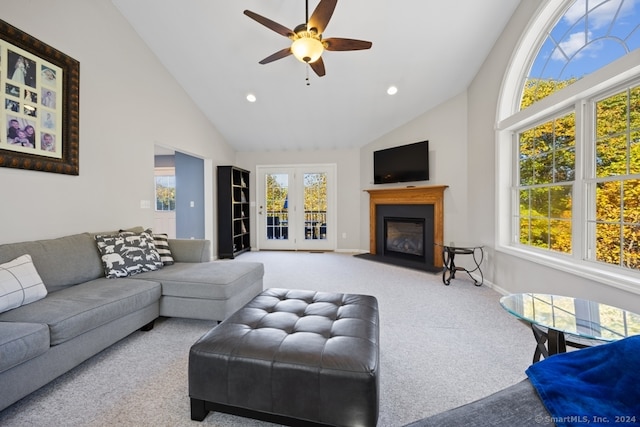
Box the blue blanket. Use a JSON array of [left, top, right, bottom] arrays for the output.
[[526, 335, 640, 427]]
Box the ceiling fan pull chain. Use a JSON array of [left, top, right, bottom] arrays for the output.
[[306, 66, 311, 86]]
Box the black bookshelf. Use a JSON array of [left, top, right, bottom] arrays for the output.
[[217, 166, 250, 259]]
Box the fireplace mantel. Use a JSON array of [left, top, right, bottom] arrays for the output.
[[365, 185, 448, 267]]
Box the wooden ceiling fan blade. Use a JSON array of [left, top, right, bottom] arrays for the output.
[[259, 47, 293, 64], [309, 57, 326, 77], [308, 0, 337, 34], [244, 10, 295, 38], [323, 38, 372, 51]]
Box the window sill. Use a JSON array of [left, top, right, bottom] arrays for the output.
[[495, 243, 640, 296]]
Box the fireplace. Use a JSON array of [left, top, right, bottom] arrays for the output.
[[365, 186, 447, 270], [385, 217, 425, 259], [376, 204, 434, 268]]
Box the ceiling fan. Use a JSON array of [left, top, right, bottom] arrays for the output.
[[243, 0, 372, 77]]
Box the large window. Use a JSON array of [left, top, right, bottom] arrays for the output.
[[517, 112, 575, 253], [590, 85, 640, 269], [498, 0, 640, 287]]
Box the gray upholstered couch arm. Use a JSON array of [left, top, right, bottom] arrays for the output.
[[168, 239, 211, 262]]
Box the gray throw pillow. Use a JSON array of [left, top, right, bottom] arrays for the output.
[[95, 230, 163, 278]]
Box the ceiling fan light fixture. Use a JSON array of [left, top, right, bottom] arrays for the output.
[[291, 35, 324, 63]]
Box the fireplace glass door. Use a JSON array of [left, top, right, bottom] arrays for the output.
[[384, 217, 425, 259]]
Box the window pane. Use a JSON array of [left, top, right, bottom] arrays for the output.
[[537, 152, 554, 184], [555, 147, 575, 181], [631, 86, 640, 131], [531, 218, 550, 249], [531, 187, 549, 217], [304, 173, 327, 240], [520, 216, 531, 245], [550, 185, 572, 219], [155, 175, 175, 211], [596, 90, 628, 138], [631, 130, 640, 175], [596, 135, 627, 177], [519, 129, 536, 185], [596, 181, 621, 222], [622, 225, 640, 269], [596, 223, 621, 265], [623, 179, 640, 224], [550, 219, 572, 253], [265, 174, 289, 240]]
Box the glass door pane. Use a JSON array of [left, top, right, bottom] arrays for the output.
[[266, 173, 289, 241], [304, 172, 327, 240]]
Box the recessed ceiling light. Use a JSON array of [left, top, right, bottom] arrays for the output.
[[387, 86, 398, 95], [246, 93, 257, 103]]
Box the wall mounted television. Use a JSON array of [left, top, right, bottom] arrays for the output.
[[373, 140, 429, 184]]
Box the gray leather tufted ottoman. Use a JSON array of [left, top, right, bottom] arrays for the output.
[[189, 288, 380, 426]]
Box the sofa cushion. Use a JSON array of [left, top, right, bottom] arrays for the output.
[[0, 278, 161, 346], [0, 233, 104, 293], [132, 261, 264, 300], [94, 231, 163, 278], [0, 254, 47, 314], [153, 233, 174, 266], [0, 322, 49, 374]]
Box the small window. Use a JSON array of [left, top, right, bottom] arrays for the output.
[[155, 174, 175, 211]]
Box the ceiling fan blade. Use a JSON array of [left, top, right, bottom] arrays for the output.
[[308, 0, 337, 34], [244, 10, 295, 38], [259, 47, 292, 65], [309, 57, 326, 77], [323, 38, 372, 51]]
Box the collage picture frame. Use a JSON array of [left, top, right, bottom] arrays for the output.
[[0, 19, 79, 175]]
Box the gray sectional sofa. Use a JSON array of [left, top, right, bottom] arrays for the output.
[[0, 229, 264, 412]]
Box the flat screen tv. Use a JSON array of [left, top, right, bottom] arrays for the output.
[[374, 141, 429, 184]]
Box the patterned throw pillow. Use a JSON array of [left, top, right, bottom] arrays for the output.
[[153, 233, 175, 266], [0, 254, 48, 314], [95, 230, 163, 278]]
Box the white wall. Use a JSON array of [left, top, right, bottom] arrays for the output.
[[359, 92, 470, 251], [0, 0, 235, 249], [236, 148, 361, 251]]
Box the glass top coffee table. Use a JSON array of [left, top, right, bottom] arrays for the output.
[[500, 293, 640, 362]]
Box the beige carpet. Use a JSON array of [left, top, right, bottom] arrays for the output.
[[0, 251, 534, 427]]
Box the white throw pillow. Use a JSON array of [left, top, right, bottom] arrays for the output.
[[0, 254, 48, 314]]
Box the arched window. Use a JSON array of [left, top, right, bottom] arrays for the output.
[[523, 0, 640, 109], [496, 0, 640, 290]]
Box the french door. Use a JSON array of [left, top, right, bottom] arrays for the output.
[[256, 164, 336, 251]]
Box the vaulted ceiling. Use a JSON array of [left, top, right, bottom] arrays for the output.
[[112, 1, 521, 152]]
